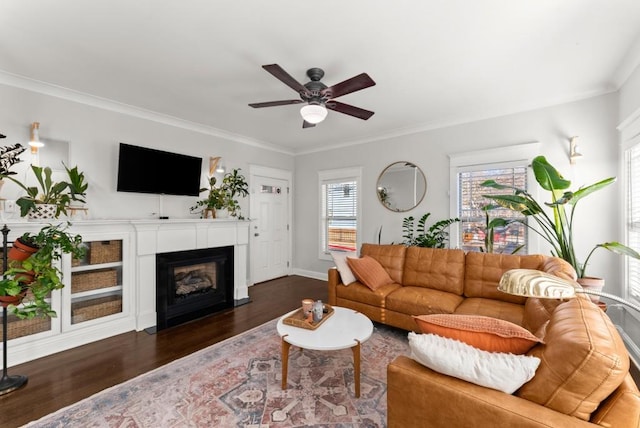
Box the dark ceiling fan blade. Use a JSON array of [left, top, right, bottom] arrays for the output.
[[326, 101, 375, 120], [321, 73, 376, 99], [262, 64, 310, 95], [248, 99, 304, 108], [302, 120, 316, 129]]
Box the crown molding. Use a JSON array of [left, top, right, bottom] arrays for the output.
[[0, 70, 294, 156]]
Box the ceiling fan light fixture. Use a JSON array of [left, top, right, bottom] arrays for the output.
[[300, 104, 328, 124]]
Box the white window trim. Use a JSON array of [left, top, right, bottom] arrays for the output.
[[318, 166, 362, 261], [620, 110, 640, 307], [448, 142, 541, 253]]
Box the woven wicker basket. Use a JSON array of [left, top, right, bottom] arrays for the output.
[[72, 295, 122, 324], [71, 268, 118, 293], [0, 314, 51, 340], [88, 240, 122, 265]]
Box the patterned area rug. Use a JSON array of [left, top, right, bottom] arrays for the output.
[[25, 317, 409, 427]]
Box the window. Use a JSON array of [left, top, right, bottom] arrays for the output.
[[319, 167, 362, 259], [626, 143, 640, 302], [449, 142, 540, 254], [457, 166, 528, 253]]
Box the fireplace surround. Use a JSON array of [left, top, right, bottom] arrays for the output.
[[156, 246, 234, 329]]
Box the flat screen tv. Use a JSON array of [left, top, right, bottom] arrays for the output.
[[117, 143, 203, 196]]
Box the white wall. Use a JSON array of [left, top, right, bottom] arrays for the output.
[[294, 93, 622, 286], [0, 84, 294, 220]]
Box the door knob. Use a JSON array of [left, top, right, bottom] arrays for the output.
[[254, 233, 260, 237]]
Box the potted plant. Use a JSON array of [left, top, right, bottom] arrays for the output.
[[191, 176, 229, 218], [7, 163, 88, 219], [0, 143, 27, 196], [481, 155, 640, 291], [221, 168, 249, 218], [1, 222, 85, 319], [191, 168, 249, 219], [402, 213, 460, 248]]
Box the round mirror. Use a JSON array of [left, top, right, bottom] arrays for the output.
[[376, 161, 427, 212]]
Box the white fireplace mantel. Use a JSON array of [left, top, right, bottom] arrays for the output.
[[130, 219, 250, 331]]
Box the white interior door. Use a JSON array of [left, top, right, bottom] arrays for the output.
[[249, 166, 291, 284]]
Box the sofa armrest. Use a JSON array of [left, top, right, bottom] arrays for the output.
[[328, 267, 341, 306], [387, 355, 594, 428]]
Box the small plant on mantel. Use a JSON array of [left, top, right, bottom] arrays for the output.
[[1, 222, 85, 319], [0, 143, 26, 179], [191, 168, 249, 219]]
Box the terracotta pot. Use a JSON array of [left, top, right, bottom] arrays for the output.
[[0, 291, 26, 308], [576, 276, 605, 303], [8, 238, 39, 262]]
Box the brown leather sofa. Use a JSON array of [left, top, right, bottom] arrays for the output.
[[327, 244, 640, 427]]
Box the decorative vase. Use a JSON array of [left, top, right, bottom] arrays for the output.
[[215, 208, 229, 219], [203, 208, 216, 219], [576, 276, 605, 303], [28, 204, 57, 220]]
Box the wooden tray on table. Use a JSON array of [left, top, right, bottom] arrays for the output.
[[282, 304, 334, 330]]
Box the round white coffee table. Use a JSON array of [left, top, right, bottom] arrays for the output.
[[276, 306, 373, 397]]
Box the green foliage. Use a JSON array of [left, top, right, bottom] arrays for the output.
[[2, 223, 85, 319], [191, 168, 249, 218], [8, 163, 88, 217], [481, 155, 640, 277], [402, 213, 460, 248], [0, 143, 26, 177], [480, 204, 523, 254]]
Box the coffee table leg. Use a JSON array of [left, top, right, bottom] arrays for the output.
[[281, 335, 291, 390], [352, 339, 361, 398]]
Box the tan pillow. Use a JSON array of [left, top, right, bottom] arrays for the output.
[[413, 314, 543, 354], [346, 255, 394, 290]]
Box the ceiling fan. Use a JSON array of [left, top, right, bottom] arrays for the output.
[[248, 64, 376, 128]]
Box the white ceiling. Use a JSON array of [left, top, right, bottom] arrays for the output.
[[2, 1, 640, 155]]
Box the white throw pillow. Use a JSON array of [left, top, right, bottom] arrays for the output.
[[408, 332, 540, 394], [330, 251, 357, 285]]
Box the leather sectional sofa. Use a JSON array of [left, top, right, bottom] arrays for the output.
[[327, 244, 640, 427]]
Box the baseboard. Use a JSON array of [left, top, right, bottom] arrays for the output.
[[291, 268, 327, 281]]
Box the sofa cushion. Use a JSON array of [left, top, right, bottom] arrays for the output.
[[516, 298, 630, 421], [347, 255, 394, 290], [360, 243, 406, 284], [408, 332, 541, 394], [330, 251, 357, 285], [336, 281, 401, 307], [386, 286, 464, 316], [403, 247, 466, 295], [413, 314, 543, 354], [464, 252, 548, 303], [454, 297, 525, 326]]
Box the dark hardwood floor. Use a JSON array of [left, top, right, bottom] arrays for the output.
[[0, 275, 327, 428]]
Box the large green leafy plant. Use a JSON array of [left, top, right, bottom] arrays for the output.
[[402, 213, 460, 248], [481, 155, 640, 278]]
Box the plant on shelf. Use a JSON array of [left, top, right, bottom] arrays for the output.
[[1, 222, 85, 319], [402, 213, 460, 248], [7, 163, 88, 218], [191, 168, 249, 219], [481, 155, 640, 279]]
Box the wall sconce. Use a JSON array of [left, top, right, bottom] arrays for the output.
[[209, 156, 226, 176], [569, 136, 583, 165], [29, 122, 44, 154]]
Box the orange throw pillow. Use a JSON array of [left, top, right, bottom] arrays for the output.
[[413, 314, 543, 354], [346, 255, 394, 291]]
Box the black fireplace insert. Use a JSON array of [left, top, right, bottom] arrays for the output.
[[156, 246, 234, 330]]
